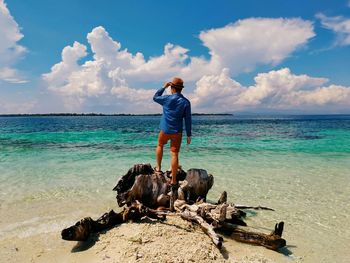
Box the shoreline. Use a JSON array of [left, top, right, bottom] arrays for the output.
[[0, 216, 292, 263]]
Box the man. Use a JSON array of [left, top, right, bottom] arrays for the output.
[[153, 77, 192, 208]]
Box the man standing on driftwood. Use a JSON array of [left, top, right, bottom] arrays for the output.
[[153, 77, 192, 210]]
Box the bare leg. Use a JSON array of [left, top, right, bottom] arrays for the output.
[[156, 145, 163, 172], [170, 151, 179, 184]]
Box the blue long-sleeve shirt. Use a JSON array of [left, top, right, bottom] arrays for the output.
[[153, 88, 192, 136]]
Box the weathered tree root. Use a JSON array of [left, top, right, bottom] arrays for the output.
[[180, 210, 224, 249], [171, 200, 285, 250], [62, 200, 286, 251], [234, 205, 275, 211], [61, 202, 165, 241], [61, 164, 287, 252], [230, 222, 286, 250], [61, 210, 123, 241]]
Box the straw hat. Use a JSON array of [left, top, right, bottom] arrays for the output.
[[170, 77, 184, 88]]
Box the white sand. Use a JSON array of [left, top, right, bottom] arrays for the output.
[[0, 215, 294, 263]]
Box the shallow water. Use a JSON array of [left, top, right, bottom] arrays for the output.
[[0, 115, 349, 262]]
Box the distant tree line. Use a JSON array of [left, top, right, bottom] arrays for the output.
[[0, 113, 233, 117]]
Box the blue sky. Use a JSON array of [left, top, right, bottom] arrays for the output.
[[1, 0, 350, 113]]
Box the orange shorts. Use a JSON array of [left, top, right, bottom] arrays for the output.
[[158, 131, 182, 153]]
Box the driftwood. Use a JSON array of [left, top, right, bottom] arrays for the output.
[[62, 201, 164, 241], [61, 164, 286, 252], [230, 222, 286, 250], [172, 200, 285, 250]]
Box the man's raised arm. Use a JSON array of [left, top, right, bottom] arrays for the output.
[[153, 82, 171, 105]]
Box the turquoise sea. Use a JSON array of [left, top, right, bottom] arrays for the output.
[[0, 115, 349, 262]]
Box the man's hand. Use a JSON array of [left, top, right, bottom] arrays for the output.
[[163, 82, 172, 89], [187, 136, 191, 145]]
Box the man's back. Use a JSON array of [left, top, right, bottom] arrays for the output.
[[153, 88, 191, 136]]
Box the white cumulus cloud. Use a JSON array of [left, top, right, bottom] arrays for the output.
[[191, 68, 350, 113], [42, 30, 158, 111], [0, 0, 27, 83], [190, 68, 244, 110], [316, 13, 350, 46], [43, 18, 315, 112], [195, 17, 315, 75]]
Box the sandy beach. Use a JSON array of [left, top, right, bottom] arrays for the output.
[[1, 215, 295, 263]]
